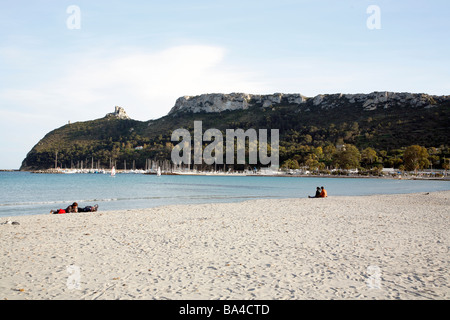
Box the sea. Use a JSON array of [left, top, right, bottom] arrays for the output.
[[0, 171, 449, 218]]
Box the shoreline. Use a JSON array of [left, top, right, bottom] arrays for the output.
[[1, 191, 449, 300], [8, 169, 450, 181], [2, 187, 449, 219]]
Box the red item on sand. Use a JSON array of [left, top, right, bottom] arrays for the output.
[[57, 209, 66, 214]]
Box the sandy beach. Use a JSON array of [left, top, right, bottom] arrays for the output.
[[1, 191, 449, 300]]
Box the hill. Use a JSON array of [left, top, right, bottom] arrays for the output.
[[20, 92, 450, 171]]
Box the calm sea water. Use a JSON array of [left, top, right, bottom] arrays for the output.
[[0, 172, 449, 218]]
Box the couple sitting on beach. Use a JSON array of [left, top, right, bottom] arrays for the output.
[[51, 202, 98, 214], [309, 186, 327, 198]]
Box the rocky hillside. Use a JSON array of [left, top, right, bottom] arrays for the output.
[[20, 92, 450, 171], [169, 92, 445, 114]]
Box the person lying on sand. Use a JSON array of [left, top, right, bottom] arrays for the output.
[[78, 204, 99, 212], [50, 203, 98, 214]]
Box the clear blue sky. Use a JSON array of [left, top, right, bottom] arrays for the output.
[[0, 0, 449, 169]]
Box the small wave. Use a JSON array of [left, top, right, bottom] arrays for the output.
[[158, 181, 276, 190], [0, 193, 283, 208], [0, 200, 67, 207], [0, 198, 118, 207]]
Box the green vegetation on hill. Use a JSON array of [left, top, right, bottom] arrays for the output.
[[20, 95, 450, 172]]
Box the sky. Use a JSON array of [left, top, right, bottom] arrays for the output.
[[0, 0, 449, 169]]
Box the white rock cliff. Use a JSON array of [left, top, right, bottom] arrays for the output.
[[169, 93, 308, 114], [168, 92, 448, 114]]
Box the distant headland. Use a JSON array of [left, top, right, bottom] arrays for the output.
[[19, 91, 450, 176]]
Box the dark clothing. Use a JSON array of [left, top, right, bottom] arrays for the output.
[[309, 189, 322, 198], [79, 205, 98, 212]]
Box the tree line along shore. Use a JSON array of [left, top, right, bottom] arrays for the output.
[[22, 144, 450, 179]]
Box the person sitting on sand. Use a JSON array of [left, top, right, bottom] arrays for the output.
[[308, 187, 322, 198], [319, 186, 328, 198]]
